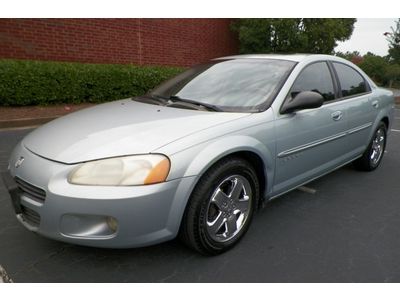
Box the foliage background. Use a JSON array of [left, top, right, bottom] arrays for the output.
[[234, 18, 400, 88], [231, 18, 356, 54], [0, 60, 183, 106]]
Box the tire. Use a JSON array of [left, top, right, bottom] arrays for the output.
[[353, 121, 387, 171], [179, 157, 260, 255]]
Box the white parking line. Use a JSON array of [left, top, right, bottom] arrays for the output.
[[391, 129, 400, 132], [297, 186, 317, 194]]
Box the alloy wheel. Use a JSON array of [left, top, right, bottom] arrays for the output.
[[370, 128, 385, 166], [205, 175, 252, 243]]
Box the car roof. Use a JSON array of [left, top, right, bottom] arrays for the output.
[[214, 54, 332, 63], [215, 53, 376, 89]]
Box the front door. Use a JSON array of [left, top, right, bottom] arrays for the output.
[[272, 61, 349, 196]]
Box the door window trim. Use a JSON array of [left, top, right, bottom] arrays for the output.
[[279, 60, 373, 114], [328, 60, 372, 101]]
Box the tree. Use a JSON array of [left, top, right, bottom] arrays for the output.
[[387, 18, 400, 64], [232, 18, 356, 54], [335, 50, 363, 65], [358, 54, 389, 85], [385, 64, 400, 88]]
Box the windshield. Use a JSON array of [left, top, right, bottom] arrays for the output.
[[150, 58, 296, 112]]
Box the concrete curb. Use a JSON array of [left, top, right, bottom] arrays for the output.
[[0, 265, 13, 283], [0, 116, 59, 129]]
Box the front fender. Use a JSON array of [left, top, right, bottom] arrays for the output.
[[168, 135, 275, 198]]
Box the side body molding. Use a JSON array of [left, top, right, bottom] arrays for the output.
[[278, 122, 373, 158]]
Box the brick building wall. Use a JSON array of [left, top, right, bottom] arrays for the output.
[[0, 19, 239, 67]]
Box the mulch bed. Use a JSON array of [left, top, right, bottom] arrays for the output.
[[0, 103, 95, 121]]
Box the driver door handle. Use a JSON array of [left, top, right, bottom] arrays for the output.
[[331, 111, 343, 121]]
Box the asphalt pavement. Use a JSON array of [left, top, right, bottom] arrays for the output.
[[1, 111, 400, 282]]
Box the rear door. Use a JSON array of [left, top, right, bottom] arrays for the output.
[[273, 61, 350, 196], [330, 62, 377, 155]]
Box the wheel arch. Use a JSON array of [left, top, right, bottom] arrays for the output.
[[367, 111, 392, 143], [166, 135, 275, 238], [381, 116, 389, 129], [181, 135, 274, 206], [218, 150, 267, 209]]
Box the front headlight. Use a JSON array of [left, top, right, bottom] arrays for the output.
[[68, 154, 170, 186]]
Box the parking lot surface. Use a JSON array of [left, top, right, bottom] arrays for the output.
[[1, 110, 400, 283]]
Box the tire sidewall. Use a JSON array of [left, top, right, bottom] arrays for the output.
[[195, 159, 259, 253], [368, 123, 387, 170]]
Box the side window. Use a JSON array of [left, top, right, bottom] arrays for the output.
[[290, 62, 335, 101], [333, 62, 368, 97]]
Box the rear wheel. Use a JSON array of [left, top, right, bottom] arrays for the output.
[[179, 157, 259, 255], [353, 122, 387, 171]]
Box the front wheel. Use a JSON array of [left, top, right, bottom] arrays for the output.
[[179, 157, 260, 255], [353, 122, 387, 171]]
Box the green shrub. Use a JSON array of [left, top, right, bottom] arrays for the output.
[[0, 60, 184, 106]]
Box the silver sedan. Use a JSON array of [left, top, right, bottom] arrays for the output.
[[2, 54, 395, 255]]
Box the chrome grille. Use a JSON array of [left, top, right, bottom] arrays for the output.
[[15, 176, 46, 203], [21, 205, 41, 227]]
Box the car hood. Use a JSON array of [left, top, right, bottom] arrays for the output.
[[23, 99, 249, 164]]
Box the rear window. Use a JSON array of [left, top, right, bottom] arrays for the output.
[[333, 62, 368, 97]]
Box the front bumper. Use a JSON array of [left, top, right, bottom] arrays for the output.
[[2, 142, 197, 248]]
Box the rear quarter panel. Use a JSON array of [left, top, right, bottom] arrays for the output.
[[371, 87, 395, 137]]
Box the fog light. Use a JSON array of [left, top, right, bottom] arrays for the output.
[[60, 214, 119, 238], [107, 217, 118, 232]]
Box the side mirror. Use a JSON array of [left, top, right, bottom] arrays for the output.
[[280, 91, 324, 114]]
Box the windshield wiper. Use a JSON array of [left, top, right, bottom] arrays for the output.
[[132, 95, 168, 106], [167, 95, 223, 112]]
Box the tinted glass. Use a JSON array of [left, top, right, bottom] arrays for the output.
[[151, 59, 296, 111], [290, 62, 335, 101], [333, 62, 367, 97]]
